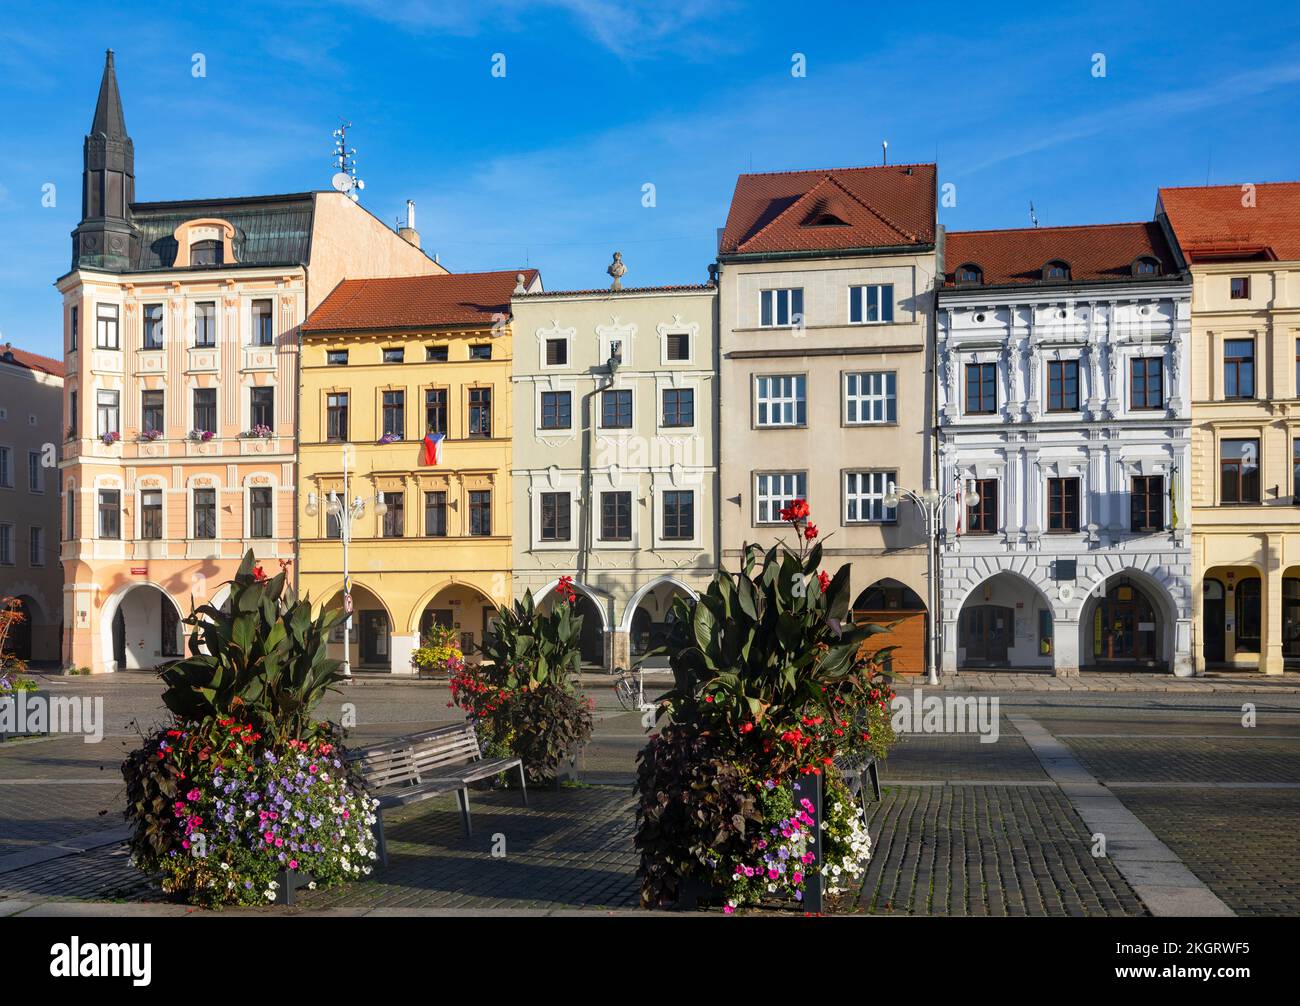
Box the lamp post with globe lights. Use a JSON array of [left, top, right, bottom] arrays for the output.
[[883, 480, 980, 685], [304, 449, 387, 680]]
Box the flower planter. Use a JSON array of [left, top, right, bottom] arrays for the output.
[[272, 868, 315, 907]]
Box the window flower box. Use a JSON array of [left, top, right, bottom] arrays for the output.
[[188, 429, 215, 442], [242, 425, 275, 439], [100, 431, 121, 446], [378, 433, 401, 445], [139, 429, 164, 442]]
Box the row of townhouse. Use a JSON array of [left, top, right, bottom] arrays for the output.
[[29, 52, 1300, 677]]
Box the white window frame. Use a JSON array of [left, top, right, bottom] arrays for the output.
[[138, 485, 166, 541], [754, 471, 807, 525], [598, 386, 635, 432], [95, 303, 120, 350], [848, 284, 894, 324], [189, 482, 219, 541], [97, 489, 120, 540], [251, 298, 275, 347], [754, 374, 806, 427], [844, 470, 898, 524], [658, 384, 698, 432], [538, 325, 574, 371], [27, 451, 43, 493], [536, 387, 575, 435], [658, 318, 698, 366], [844, 371, 897, 425], [535, 488, 577, 548], [193, 300, 218, 348], [654, 486, 701, 549], [760, 288, 804, 328], [142, 302, 165, 350], [246, 484, 276, 540], [96, 390, 120, 437]]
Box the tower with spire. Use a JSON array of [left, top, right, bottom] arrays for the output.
[[71, 49, 138, 271]]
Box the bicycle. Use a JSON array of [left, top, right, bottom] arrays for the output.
[[613, 665, 644, 712]]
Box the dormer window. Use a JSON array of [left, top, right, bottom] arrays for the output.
[[190, 240, 224, 267], [1042, 260, 1070, 281], [955, 264, 983, 286], [1132, 256, 1161, 277]]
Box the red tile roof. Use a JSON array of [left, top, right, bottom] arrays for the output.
[[1159, 182, 1300, 262], [719, 164, 936, 256], [943, 222, 1177, 288], [302, 269, 540, 333], [517, 283, 715, 298], [0, 343, 64, 378]]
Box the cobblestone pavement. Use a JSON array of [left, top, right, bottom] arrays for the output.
[[2, 676, 1299, 915], [932, 669, 1300, 692]]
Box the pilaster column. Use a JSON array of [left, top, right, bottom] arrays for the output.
[[1263, 552, 1285, 675], [1191, 569, 1206, 673]]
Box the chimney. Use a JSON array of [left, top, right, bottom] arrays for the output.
[[398, 199, 420, 249]]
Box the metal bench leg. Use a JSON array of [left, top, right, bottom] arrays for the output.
[[868, 760, 882, 802], [518, 763, 528, 807], [374, 812, 388, 867], [456, 787, 473, 837]]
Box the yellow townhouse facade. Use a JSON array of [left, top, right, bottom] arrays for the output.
[[297, 270, 541, 674], [1161, 182, 1300, 674]]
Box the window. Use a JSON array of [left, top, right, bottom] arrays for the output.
[[1230, 276, 1250, 300], [0, 447, 9, 488], [69, 390, 77, 437], [664, 331, 690, 361], [540, 492, 571, 542], [469, 344, 492, 360], [1130, 358, 1163, 410], [383, 347, 404, 364], [662, 388, 694, 428], [849, 284, 894, 324], [141, 489, 163, 540], [194, 302, 216, 347], [381, 492, 404, 537], [382, 391, 405, 440], [65, 486, 75, 539], [424, 491, 448, 537], [967, 479, 998, 534], [426, 346, 448, 363], [0, 525, 10, 565], [29, 526, 43, 567], [141, 390, 164, 435], [1043, 260, 1070, 281], [27, 451, 42, 493], [600, 491, 632, 540], [755, 375, 806, 427], [1047, 477, 1080, 532], [190, 240, 223, 266], [662, 490, 694, 540], [755, 471, 806, 524], [69, 305, 78, 351], [424, 388, 447, 435], [98, 489, 120, 539], [965, 363, 997, 414], [96, 390, 120, 437], [601, 389, 632, 429], [193, 489, 216, 539], [545, 338, 568, 366], [760, 288, 804, 327], [469, 490, 492, 536], [956, 264, 983, 285], [1047, 359, 1080, 412], [327, 350, 348, 366], [540, 390, 572, 430], [1235, 578, 1261, 652], [325, 511, 341, 540], [844, 471, 897, 523], [844, 371, 896, 424], [1221, 438, 1260, 504], [96, 304, 119, 349], [161, 596, 180, 657], [468, 387, 492, 437], [1129, 475, 1165, 532], [1224, 339, 1255, 399], [1133, 257, 1160, 276], [142, 303, 164, 349], [249, 488, 273, 538], [253, 300, 274, 346], [326, 393, 348, 441], [250, 387, 274, 429], [193, 388, 216, 434], [1295, 438, 1300, 504]]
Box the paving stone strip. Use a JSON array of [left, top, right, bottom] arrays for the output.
[[0, 825, 132, 876], [1008, 714, 1234, 918]]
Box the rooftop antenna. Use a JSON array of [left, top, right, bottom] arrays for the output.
[[882, 140, 889, 165], [1029, 201, 1039, 228], [330, 121, 365, 202]]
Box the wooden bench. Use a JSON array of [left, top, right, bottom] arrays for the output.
[[350, 722, 527, 865]]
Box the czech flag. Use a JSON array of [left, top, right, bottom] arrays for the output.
[[423, 431, 445, 466]]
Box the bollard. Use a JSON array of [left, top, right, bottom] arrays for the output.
[[795, 770, 823, 913]]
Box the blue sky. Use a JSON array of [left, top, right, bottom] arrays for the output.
[[3, 0, 1300, 358]]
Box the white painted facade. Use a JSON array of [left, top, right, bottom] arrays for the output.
[[936, 277, 1194, 675]]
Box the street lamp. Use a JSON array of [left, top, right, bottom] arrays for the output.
[[304, 450, 384, 680], [883, 480, 979, 686]]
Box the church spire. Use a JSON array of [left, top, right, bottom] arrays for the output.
[[72, 49, 138, 271]]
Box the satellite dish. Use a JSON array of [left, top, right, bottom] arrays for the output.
[[355, 179, 365, 191], [331, 172, 354, 193]]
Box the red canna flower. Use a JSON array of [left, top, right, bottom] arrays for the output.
[[817, 571, 830, 592], [804, 523, 819, 541]]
